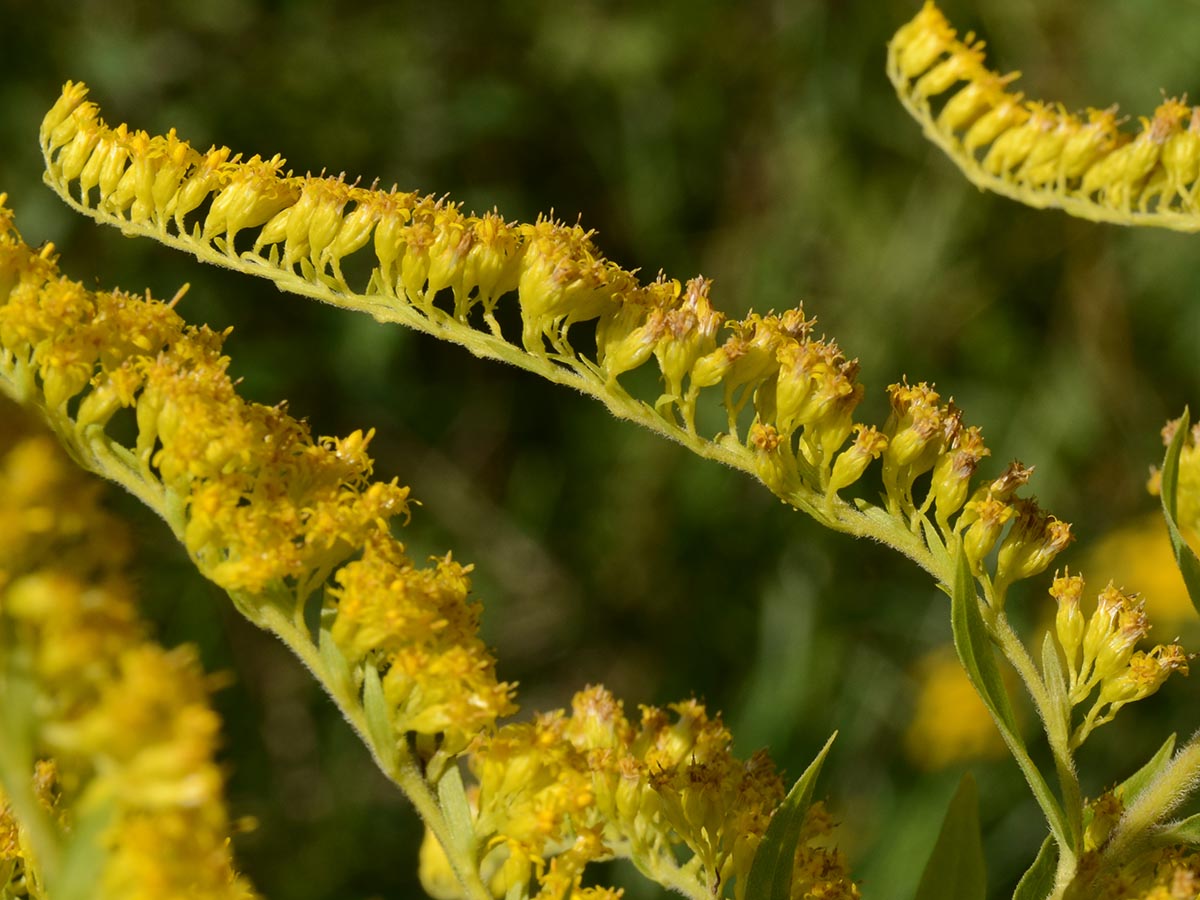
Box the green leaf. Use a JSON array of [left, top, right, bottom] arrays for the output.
[[922, 517, 953, 576], [437, 763, 477, 859], [914, 772, 986, 900], [56, 798, 115, 900], [1011, 835, 1057, 900], [362, 663, 398, 772], [1040, 633, 1069, 740], [950, 544, 1071, 851], [317, 619, 354, 702], [1160, 407, 1200, 613], [1119, 734, 1176, 806], [1154, 812, 1200, 846], [744, 732, 837, 900]]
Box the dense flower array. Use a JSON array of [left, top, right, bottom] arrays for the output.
[[39, 80, 1082, 611], [888, 2, 1200, 231], [424, 686, 857, 900], [0, 198, 513, 759], [0, 195, 863, 898]]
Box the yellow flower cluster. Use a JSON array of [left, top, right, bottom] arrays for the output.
[[889, 2, 1200, 232], [38, 81, 1077, 602], [327, 533, 516, 754], [0, 418, 256, 900], [421, 686, 857, 900], [1048, 572, 1188, 748], [0, 201, 513, 756]]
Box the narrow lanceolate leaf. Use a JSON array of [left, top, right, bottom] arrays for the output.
[[1153, 812, 1200, 847], [950, 545, 1070, 850], [362, 664, 398, 773], [1120, 734, 1178, 806], [744, 732, 838, 900], [318, 618, 355, 704], [1011, 836, 1057, 900], [436, 764, 477, 859], [1040, 632, 1069, 740], [56, 798, 115, 900], [914, 773, 986, 900], [1160, 408, 1200, 613]]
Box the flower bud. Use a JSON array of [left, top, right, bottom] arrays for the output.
[[828, 425, 888, 494]]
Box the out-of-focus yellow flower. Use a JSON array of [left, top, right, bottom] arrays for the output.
[[1083, 512, 1197, 630], [905, 646, 1007, 770], [0, 410, 258, 900]]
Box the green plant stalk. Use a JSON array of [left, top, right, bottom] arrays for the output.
[[990, 615, 1083, 892], [0, 655, 61, 888], [247, 601, 495, 900]]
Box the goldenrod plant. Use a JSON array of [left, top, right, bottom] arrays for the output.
[[1, 2, 1200, 898]]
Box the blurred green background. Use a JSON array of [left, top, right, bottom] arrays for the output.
[[4, 0, 1200, 897]]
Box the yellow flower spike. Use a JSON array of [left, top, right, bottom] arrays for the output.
[[890, 3, 1200, 230], [36, 81, 1068, 605], [891, 1, 958, 81], [39, 79, 91, 150]]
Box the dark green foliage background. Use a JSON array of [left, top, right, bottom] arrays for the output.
[[3, 1, 1200, 897]]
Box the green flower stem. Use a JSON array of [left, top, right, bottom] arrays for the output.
[[991, 615, 1083, 878], [248, 601, 495, 900]]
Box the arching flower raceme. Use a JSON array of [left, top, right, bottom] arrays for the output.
[[890, 1, 1200, 232]]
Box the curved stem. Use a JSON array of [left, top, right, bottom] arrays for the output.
[[991, 615, 1083, 869]]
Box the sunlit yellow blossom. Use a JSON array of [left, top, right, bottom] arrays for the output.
[[463, 685, 854, 900], [36, 82, 1072, 603], [0, 200, 513, 756], [1041, 572, 1190, 747]]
